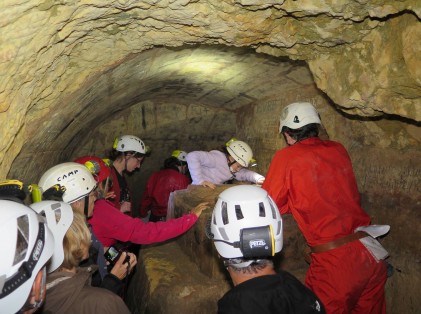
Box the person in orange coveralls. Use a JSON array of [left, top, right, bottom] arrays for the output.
[[262, 102, 389, 314]]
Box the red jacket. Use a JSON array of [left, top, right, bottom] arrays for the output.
[[262, 137, 370, 247], [88, 199, 198, 247], [139, 169, 190, 218]]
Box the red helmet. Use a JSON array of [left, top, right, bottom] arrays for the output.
[[74, 156, 110, 183]]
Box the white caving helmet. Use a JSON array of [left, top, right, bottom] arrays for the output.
[[30, 201, 73, 273], [113, 135, 146, 154], [38, 162, 97, 204], [226, 139, 254, 167], [171, 150, 187, 163], [0, 200, 54, 313], [279, 102, 321, 132], [208, 185, 283, 259]]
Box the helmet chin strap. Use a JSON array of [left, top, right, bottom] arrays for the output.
[[124, 154, 130, 172], [83, 195, 89, 218], [227, 155, 236, 168], [228, 158, 238, 174]]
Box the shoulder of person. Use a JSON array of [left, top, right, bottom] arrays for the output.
[[94, 199, 119, 211], [97, 290, 129, 311], [209, 150, 226, 157], [78, 265, 99, 274], [81, 285, 131, 313]]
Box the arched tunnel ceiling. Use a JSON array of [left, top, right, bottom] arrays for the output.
[[0, 0, 420, 178], [10, 46, 314, 182]]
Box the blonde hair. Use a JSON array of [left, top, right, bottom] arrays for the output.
[[61, 212, 91, 269]]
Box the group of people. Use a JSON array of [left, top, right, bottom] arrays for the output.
[[0, 136, 209, 313], [0, 101, 390, 314], [209, 102, 389, 314]]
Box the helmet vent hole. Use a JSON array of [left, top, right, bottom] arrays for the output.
[[218, 227, 229, 241], [221, 201, 229, 225], [259, 202, 265, 217], [277, 221, 282, 235], [54, 209, 62, 223], [235, 205, 244, 220], [269, 199, 277, 219], [15, 215, 30, 265]]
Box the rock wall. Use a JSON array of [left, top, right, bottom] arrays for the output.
[[0, 1, 419, 313], [126, 240, 229, 314], [1, 1, 420, 179]]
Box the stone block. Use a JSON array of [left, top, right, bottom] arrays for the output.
[[126, 240, 230, 314]]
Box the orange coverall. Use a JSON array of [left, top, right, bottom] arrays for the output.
[[262, 137, 387, 314]]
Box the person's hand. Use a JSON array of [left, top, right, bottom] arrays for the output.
[[190, 202, 210, 218], [201, 181, 216, 189], [105, 191, 116, 200], [120, 201, 132, 213], [109, 252, 137, 280], [125, 252, 137, 273], [256, 178, 265, 186]]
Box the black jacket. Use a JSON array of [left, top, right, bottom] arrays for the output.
[[218, 271, 325, 314]]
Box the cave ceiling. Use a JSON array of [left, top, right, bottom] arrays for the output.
[[0, 0, 420, 178]]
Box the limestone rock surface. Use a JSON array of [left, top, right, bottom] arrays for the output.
[[0, 0, 420, 177]]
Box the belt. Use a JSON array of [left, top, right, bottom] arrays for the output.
[[310, 231, 369, 253]]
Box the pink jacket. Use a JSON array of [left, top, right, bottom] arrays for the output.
[[88, 199, 198, 247]]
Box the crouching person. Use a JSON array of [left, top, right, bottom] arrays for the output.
[[30, 200, 130, 313], [207, 185, 325, 314]]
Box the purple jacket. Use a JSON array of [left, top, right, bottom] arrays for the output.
[[186, 150, 264, 185]]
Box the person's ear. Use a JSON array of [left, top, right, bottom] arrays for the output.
[[283, 132, 296, 145], [71, 200, 83, 215], [26, 269, 46, 313], [32, 270, 45, 302]]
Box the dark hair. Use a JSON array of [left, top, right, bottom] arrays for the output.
[[226, 259, 273, 274], [109, 150, 144, 161], [218, 146, 230, 156], [164, 157, 182, 171], [281, 123, 319, 142]]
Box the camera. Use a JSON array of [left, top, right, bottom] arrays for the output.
[[104, 246, 130, 266]]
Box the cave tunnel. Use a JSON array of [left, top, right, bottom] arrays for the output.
[[0, 1, 420, 313]]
